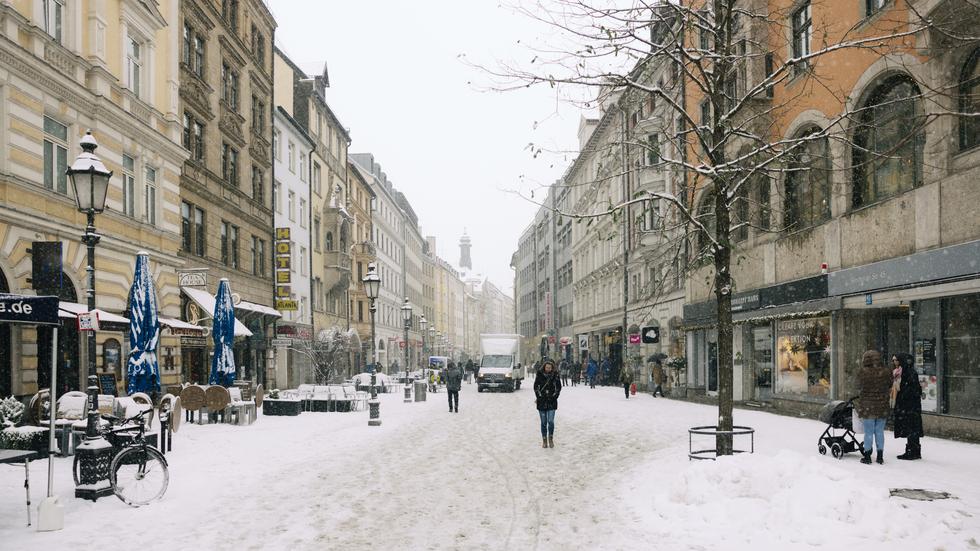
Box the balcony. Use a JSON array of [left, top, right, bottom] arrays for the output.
[[323, 250, 352, 271], [353, 242, 376, 256]]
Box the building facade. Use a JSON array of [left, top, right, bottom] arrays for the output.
[[178, 0, 279, 385], [0, 0, 188, 396], [347, 160, 376, 375]]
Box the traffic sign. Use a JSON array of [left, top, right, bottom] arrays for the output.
[[271, 338, 292, 347], [641, 326, 660, 344], [629, 333, 641, 344]]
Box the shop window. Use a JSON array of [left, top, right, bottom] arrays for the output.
[[103, 338, 122, 383], [852, 75, 924, 208], [942, 294, 980, 418], [912, 299, 939, 413], [785, 129, 831, 230], [775, 317, 830, 398], [43, 116, 69, 195], [959, 49, 980, 151]]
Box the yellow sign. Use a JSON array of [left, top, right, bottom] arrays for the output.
[[275, 256, 290, 270], [276, 271, 291, 284], [275, 242, 291, 255], [275, 299, 298, 311], [275, 286, 291, 298], [275, 227, 291, 241]]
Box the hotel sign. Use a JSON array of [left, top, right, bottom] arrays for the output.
[[274, 227, 296, 311]]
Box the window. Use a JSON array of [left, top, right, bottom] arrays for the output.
[[251, 166, 263, 204], [194, 35, 205, 77], [299, 153, 307, 182], [699, 101, 711, 153], [251, 24, 265, 65], [43, 116, 68, 194], [230, 225, 240, 269], [252, 237, 266, 276], [791, 2, 812, 73], [865, 0, 886, 17], [299, 246, 307, 276], [42, 0, 63, 44], [274, 181, 282, 214], [126, 37, 143, 96], [852, 75, 924, 208], [222, 143, 239, 186], [312, 161, 321, 194], [754, 176, 771, 231], [251, 96, 265, 133], [144, 166, 157, 225], [313, 216, 321, 251], [299, 198, 307, 228], [733, 183, 749, 242], [221, 221, 230, 265], [194, 207, 205, 257], [221, 0, 238, 29], [182, 113, 205, 161], [288, 141, 296, 172], [646, 134, 661, 166], [764, 52, 775, 98], [695, 191, 716, 258], [181, 202, 192, 252], [121, 155, 136, 217], [273, 129, 281, 160], [785, 129, 831, 229], [288, 191, 296, 221], [959, 49, 980, 151], [182, 24, 192, 66], [326, 231, 334, 251], [221, 62, 239, 109]]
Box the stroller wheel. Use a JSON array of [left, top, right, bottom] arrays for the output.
[[818, 444, 827, 455], [831, 443, 844, 459]]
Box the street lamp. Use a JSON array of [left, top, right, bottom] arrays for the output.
[[67, 131, 114, 500], [419, 315, 427, 383], [401, 297, 412, 403], [362, 262, 381, 426]]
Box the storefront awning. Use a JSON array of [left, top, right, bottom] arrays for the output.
[[180, 287, 253, 337], [58, 302, 130, 330], [236, 300, 282, 318], [160, 317, 206, 336]]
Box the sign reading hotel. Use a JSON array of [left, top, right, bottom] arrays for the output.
[[274, 227, 297, 311]]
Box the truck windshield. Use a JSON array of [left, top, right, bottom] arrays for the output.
[[481, 355, 512, 368]]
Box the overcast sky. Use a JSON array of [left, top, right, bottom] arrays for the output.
[[268, 0, 580, 295]]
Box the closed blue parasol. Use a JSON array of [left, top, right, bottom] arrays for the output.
[[209, 278, 236, 386], [126, 252, 161, 395]]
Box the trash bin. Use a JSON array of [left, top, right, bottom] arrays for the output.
[[414, 380, 427, 402]]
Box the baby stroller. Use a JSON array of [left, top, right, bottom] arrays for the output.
[[817, 397, 865, 459]]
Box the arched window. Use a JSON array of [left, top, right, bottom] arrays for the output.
[[325, 231, 333, 251], [960, 49, 980, 151], [785, 128, 831, 229], [852, 75, 924, 207]]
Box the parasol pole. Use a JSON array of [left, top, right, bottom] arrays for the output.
[[47, 327, 57, 495]]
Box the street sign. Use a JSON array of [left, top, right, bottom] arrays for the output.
[[271, 338, 292, 347], [629, 333, 641, 345], [642, 326, 660, 344], [78, 312, 100, 332], [578, 335, 589, 351]]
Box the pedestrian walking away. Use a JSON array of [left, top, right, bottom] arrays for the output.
[[534, 359, 562, 448], [586, 357, 599, 389], [559, 358, 570, 386], [857, 350, 892, 465], [620, 364, 635, 399], [892, 352, 924, 460], [445, 361, 463, 413]]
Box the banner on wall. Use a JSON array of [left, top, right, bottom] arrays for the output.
[[775, 317, 831, 397]]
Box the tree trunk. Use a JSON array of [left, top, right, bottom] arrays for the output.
[[714, 186, 734, 456]]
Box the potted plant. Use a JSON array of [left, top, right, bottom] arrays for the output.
[[262, 389, 302, 416], [0, 396, 49, 453]]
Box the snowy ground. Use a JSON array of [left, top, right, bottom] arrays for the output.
[[1, 383, 978, 550]]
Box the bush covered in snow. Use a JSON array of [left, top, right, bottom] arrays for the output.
[[0, 396, 25, 428]]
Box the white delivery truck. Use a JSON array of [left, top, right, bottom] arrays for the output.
[[477, 334, 523, 392]]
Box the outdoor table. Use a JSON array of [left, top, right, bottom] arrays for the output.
[[0, 449, 39, 527]]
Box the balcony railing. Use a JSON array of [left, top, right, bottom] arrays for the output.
[[323, 250, 352, 271]]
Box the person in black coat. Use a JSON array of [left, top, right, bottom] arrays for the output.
[[892, 353, 923, 460], [534, 359, 562, 449]]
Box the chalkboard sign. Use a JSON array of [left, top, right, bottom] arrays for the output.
[[98, 373, 118, 396]]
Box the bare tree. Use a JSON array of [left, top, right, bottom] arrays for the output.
[[289, 329, 356, 385], [484, 0, 979, 455]]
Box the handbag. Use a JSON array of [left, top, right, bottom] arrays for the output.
[[630, 383, 637, 395]]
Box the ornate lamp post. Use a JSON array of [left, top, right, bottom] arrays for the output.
[[419, 315, 427, 382], [401, 297, 412, 403], [67, 131, 114, 500], [362, 263, 382, 426]]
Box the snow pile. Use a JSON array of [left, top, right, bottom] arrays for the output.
[[635, 450, 976, 551]]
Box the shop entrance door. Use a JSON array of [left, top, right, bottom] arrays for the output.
[[182, 347, 206, 384], [751, 325, 774, 401]]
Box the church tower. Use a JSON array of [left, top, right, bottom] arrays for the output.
[[459, 231, 473, 271]]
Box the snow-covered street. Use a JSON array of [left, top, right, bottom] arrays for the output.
[[2, 384, 978, 551]]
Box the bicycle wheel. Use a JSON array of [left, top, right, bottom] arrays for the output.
[[110, 446, 169, 507]]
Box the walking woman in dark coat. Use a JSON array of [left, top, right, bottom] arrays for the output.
[[857, 350, 892, 465], [892, 352, 923, 460], [534, 359, 562, 448]]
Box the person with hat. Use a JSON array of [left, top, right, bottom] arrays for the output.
[[534, 359, 562, 448]]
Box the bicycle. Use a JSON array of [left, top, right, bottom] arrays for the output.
[[72, 408, 169, 507]]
